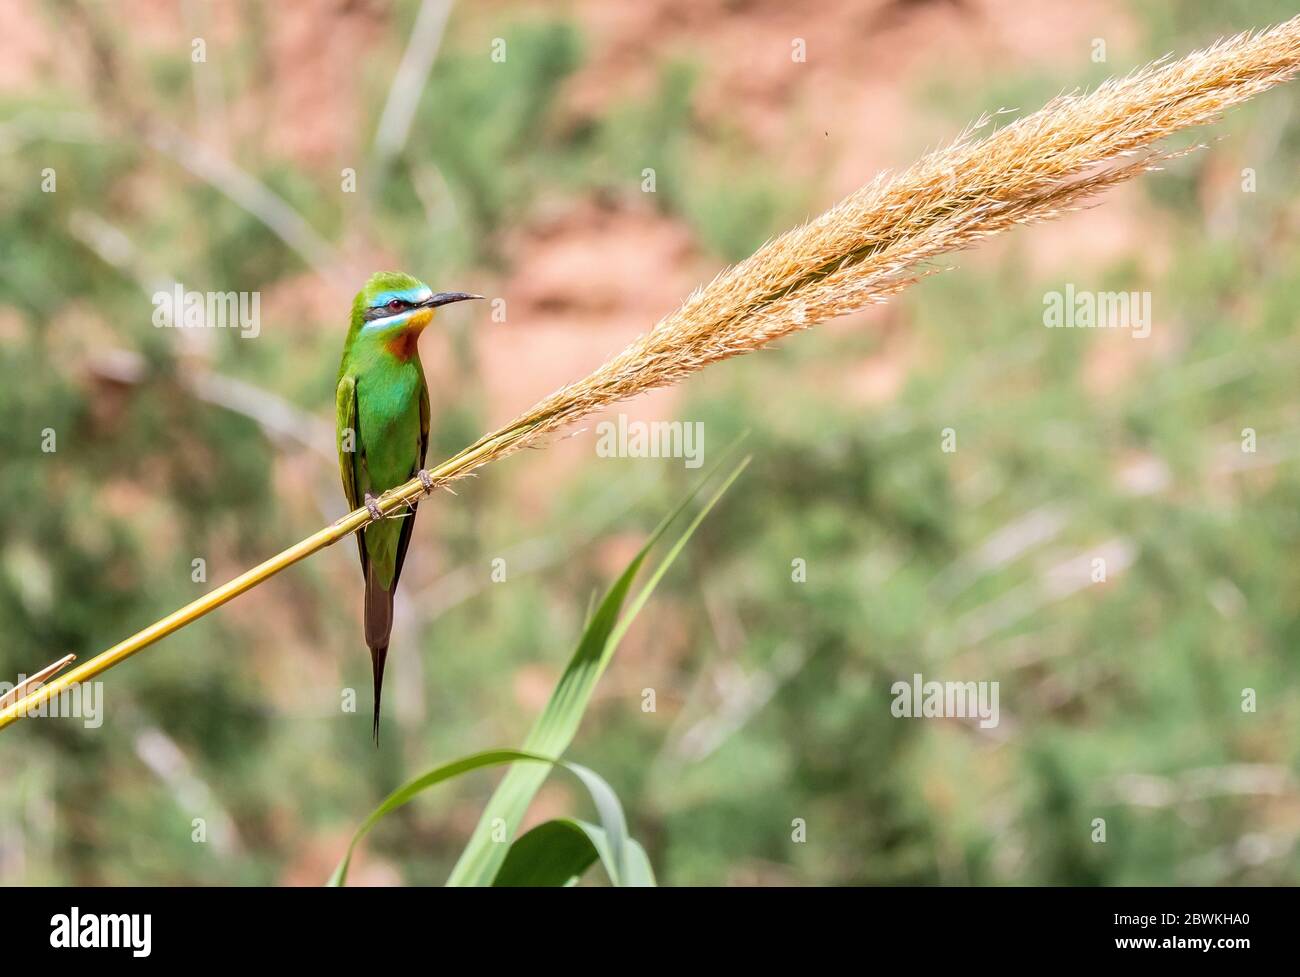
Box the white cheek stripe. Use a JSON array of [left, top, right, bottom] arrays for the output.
[[362, 310, 413, 331]]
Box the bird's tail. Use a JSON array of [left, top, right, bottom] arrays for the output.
[[364, 566, 394, 744]]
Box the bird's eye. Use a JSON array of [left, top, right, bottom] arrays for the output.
[[386, 299, 405, 312]]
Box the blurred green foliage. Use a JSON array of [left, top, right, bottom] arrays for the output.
[[0, 1, 1297, 885]]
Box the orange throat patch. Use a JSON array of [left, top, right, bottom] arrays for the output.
[[383, 309, 432, 361]]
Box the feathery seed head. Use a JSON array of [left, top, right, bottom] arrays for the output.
[[409, 17, 1300, 493]]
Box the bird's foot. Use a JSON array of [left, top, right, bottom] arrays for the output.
[[418, 469, 434, 493], [364, 493, 384, 521]]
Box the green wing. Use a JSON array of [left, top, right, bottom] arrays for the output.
[[389, 381, 431, 590], [335, 374, 429, 584], [418, 379, 430, 470], [336, 374, 367, 570]]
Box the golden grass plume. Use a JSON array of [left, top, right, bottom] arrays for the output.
[[426, 15, 1300, 488]]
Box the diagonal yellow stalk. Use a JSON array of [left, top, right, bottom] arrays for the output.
[[2, 16, 1298, 732], [0, 434, 507, 730]]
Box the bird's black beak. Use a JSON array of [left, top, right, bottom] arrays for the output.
[[423, 292, 484, 309]]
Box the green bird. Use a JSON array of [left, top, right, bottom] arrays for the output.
[[336, 271, 481, 740]]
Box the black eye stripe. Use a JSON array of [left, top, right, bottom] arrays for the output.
[[362, 299, 412, 321]]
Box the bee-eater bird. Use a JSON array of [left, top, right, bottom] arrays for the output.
[[336, 271, 481, 740]]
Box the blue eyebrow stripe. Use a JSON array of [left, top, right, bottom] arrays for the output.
[[371, 287, 430, 308]]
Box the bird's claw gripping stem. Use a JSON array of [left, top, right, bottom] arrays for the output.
[[418, 469, 434, 493], [364, 493, 383, 521]]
